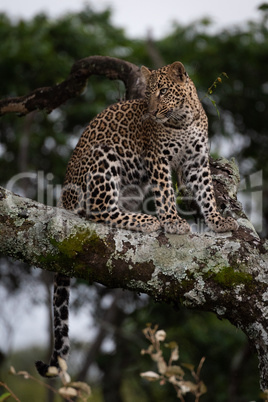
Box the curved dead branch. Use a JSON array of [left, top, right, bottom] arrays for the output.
[[0, 56, 145, 116]]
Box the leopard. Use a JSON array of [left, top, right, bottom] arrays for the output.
[[35, 61, 238, 377]]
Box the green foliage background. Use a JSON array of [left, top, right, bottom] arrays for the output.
[[0, 4, 267, 402]]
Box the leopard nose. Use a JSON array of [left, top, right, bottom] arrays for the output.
[[148, 108, 158, 116]]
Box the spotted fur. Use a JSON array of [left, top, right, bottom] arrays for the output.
[[36, 61, 238, 376]]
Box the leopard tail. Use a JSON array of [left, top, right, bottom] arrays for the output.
[[35, 273, 70, 377]]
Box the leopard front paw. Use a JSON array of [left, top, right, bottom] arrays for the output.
[[161, 218, 190, 234], [206, 216, 238, 233], [138, 216, 161, 233]]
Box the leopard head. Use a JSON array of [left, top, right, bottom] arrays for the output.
[[140, 62, 201, 127]]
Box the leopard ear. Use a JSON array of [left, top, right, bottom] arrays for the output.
[[140, 66, 152, 84], [168, 61, 188, 84]]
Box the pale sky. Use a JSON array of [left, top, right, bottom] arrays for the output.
[[0, 0, 263, 38]]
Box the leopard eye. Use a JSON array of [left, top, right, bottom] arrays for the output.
[[159, 88, 168, 95]]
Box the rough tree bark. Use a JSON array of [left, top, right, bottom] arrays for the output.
[[0, 56, 267, 390]]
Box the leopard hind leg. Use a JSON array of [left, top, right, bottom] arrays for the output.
[[84, 146, 161, 232]]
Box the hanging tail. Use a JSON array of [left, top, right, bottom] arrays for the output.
[[35, 273, 71, 377]]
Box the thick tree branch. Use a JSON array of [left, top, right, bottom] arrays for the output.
[[0, 182, 268, 389], [0, 56, 145, 116]]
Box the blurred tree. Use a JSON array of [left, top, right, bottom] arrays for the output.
[[0, 4, 267, 402]]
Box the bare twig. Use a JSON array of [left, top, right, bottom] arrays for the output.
[[0, 381, 21, 402]]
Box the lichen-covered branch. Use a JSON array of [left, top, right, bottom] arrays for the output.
[[0, 184, 268, 389], [0, 56, 144, 116]]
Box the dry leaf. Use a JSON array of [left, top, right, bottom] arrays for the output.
[[58, 357, 68, 372], [59, 386, 78, 398], [47, 366, 59, 377], [155, 330, 166, 342], [165, 365, 185, 378], [70, 381, 92, 395], [140, 371, 160, 381]]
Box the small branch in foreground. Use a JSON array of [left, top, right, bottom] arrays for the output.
[[8, 362, 91, 402], [140, 324, 207, 401], [0, 381, 20, 402]]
